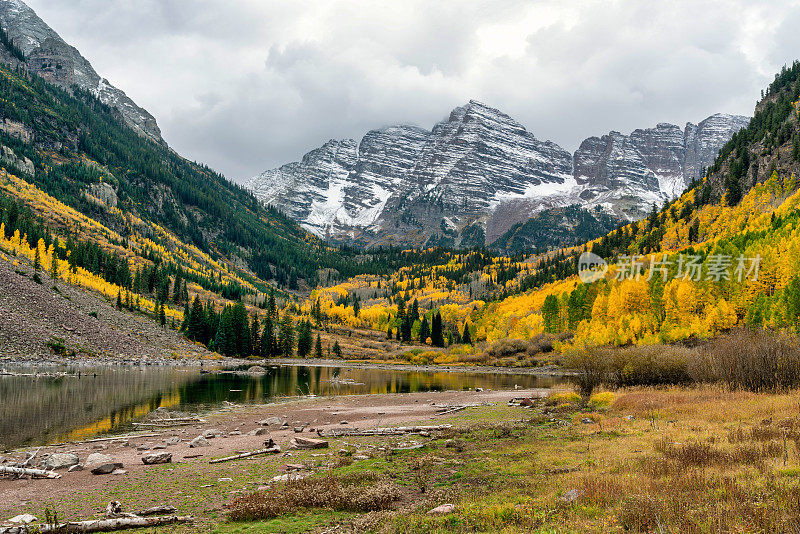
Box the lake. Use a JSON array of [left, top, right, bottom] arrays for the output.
[[0, 362, 561, 450]]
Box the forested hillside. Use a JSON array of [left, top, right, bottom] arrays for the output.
[[4, 9, 799, 365], [297, 62, 800, 358], [0, 56, 420, 290]]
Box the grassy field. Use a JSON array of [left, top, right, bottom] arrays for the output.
[[13, 384, 800, 533]]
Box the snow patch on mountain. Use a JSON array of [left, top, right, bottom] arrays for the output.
[[246, 101, 748, 247]]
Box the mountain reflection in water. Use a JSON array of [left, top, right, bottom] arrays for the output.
[[0, 363, 559, 449]]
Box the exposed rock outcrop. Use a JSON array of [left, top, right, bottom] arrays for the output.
[[0, 0, 162, 143], [246, 101, 748, 247]]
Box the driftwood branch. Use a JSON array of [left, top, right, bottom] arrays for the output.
[[21, 448, 40, 468], [0, 465, 61, 479], [131, 422, 197, 428], [208, 444, 281, 464], [135, 505, 176, 517], [0, 515, 194, 534], [49, 433, 165, 447], [433, 402, 494, 416], [318, 424, 452, 438]]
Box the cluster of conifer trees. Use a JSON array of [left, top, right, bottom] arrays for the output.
[[181, 290, 330, 358], [385, 297, 470, 346]]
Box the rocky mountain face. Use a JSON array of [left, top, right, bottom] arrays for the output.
[[0, 0, 162, 142], [247, 105, 748, 249], [575, 114, 749, 220]]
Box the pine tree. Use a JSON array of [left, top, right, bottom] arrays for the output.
[[116, 290, 122, 309], [542, 295, 560, 333], [262, 317, 276, 357], [214, 309, 234, 356], [267, 289, 277, 322], [231, 302, 251, 356], [332, 340, 342, 358], [50, 252, 59, 280], [462, 323, 472, 345], [278, 314, 295, 356], [793, 135, 800, 162], [401, 315, 412, 342], [297, 320, 312, 357], [186, 296, 207, 342], [251, 315, 261, 356], [172, 271, 183, 304], [181, 300, 190, 331], [158, 302, 166, 327], [419, 316, 430, 343], [33, 246, 41, 272], [387, 326, 393, 339], [315, 333, 323, 358], [431, 312, 444, 347]]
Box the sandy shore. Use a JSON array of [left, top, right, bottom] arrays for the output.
[[0, 387, 546, 513]]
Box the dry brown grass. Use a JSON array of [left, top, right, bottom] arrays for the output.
[[228, 473, 402, 521], [692, 327, 800, 392], [562, 329, 800, 397]]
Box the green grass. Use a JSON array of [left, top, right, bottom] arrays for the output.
[[13, 388, 800, 532], [213, 510, 354, 533]]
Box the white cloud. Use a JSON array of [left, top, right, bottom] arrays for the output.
[[21, 0, 800, 180]]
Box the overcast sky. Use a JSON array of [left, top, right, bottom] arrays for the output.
[[22, 0, 800, 181]]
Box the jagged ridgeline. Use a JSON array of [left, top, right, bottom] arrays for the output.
[[303, 62, 800, 350], [0, 55, 420, 289]]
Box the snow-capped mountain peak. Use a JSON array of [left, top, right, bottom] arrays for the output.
[[245, 102, 748, 248]]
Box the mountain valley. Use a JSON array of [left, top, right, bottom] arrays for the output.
[[247, 102, 747, 249]]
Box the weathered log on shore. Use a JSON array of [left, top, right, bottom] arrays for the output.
[[208, 442, 281, 464], [0, 515, 193, 534], [0, 465, 61, 479], [289, 437, 329, 449], [49, 433, 165, 447], [131, 422, 196, 428], [434, 403, 494, 415], [317, 424, 452, 438], [135, 505, 176, 517]]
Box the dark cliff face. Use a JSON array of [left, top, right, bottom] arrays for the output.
[[0, 0, 162, 143], [573, 114, 749, 220], [246, 100, 748, 248]]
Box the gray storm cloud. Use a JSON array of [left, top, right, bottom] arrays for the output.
[[22, 0, 800, 181]]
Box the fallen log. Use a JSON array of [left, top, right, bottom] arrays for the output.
[[289, 437, 329, 449], [140, 417, 203, 424], [208, 443, 281, 464], [21, 447, 40, 468], [434, 402, 494, 416], [0, 515, 194, 534], [318, 424, 452, 438], [0, 465, 61, 479], [131, 422, 195, 428], [392, 443, 426, 453], [135, 505, 176, 517], [49, 433, 165, 447]]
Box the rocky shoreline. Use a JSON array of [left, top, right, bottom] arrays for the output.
[[1, 355, 572, 376]]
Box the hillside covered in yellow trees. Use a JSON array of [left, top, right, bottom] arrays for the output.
[[297, 62, 800, 364], [2, 14, 800, 369]]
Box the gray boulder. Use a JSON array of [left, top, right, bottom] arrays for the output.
[[91, 462, 123, 475], [85, 453, 114, 466], [142, 452, 172, 465], [189, 436, 210, 448], [43, 453, 79, 471]]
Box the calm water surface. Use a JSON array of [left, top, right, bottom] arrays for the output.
[[0, 363, 561, 450]]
